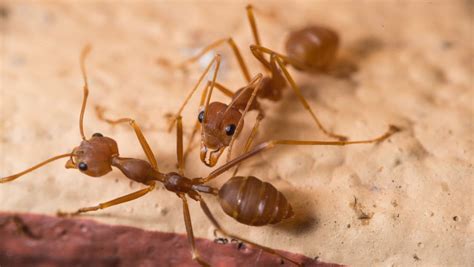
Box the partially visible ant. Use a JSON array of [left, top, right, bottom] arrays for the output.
[[0, 46, 399, 266], [169, 5, 393, 169]]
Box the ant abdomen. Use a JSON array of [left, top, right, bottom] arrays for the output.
[[285, 25, 340, 72], [218, 176, 293, 226]]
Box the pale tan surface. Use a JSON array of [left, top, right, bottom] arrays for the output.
[[0, 1, 473, 266]]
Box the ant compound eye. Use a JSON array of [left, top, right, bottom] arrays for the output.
[[198, 111, 205, 123], [78, 162, 88, 171], [225, 124, 237, 136], [92, 132, 103, 137]]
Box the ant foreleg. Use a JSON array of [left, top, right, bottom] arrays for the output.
[[182, 121, 201, 165], [200, 125, 400, 183], [57, 182, 156, 217], [232, 112, 264, 176]]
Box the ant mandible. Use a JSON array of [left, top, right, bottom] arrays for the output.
[[1, 46, 400, 266], [168, 5, 396, 169]]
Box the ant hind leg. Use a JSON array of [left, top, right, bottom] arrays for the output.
[[180, 194, 210, 267]]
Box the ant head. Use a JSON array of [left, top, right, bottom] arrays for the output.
[[65, 133, 119, 177], [285, 25, 339, 71], [198, 102, 244, 167]]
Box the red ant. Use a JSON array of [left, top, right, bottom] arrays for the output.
[[1, 46, 398, 266], [168, 5, 396, 169]]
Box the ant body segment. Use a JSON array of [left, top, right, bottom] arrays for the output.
[[1, 46, 399, 266]]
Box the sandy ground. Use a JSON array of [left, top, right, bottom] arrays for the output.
[[0, 1, 473, 266]]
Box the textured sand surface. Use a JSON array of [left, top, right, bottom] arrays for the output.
[[0, 1, 473, 266]]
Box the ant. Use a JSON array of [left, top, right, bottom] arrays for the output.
[[168, 5, 389, 169], [1, 46, 399, 266]]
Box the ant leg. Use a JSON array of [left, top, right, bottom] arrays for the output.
[[250, 45, 302, 69], [197, 196, 301, 266], [181, 80, 210, 165], [180, 194, 210, 267], [1, 153, 73, 183], [176, 116, 185, 175], [232, 113, 264, 176], [168, 54, 221, 132], [246, 4, 261, 46], [57, 182, 156, 217], [178, 38, 251, 82], [271, 53, 348, 141], [250, 44, 273, 71], [183, 123, 201, 163], [247, 4, 283, 76], [95, 107, 159, 171], [213, 81, 235, 97], [196, 125, 400, 183], [252, 47, 364, 141], [226, 74, 264, 163]]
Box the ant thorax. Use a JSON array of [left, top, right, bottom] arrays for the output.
[[163, 172, 194, 194]]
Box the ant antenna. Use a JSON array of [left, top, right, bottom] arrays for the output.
[[79, 44, 92, 140], [0, 153, 73, 183], [167, 54, 221, 132], [225, 74, 264, 163], [203, 55, 221, 123]]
